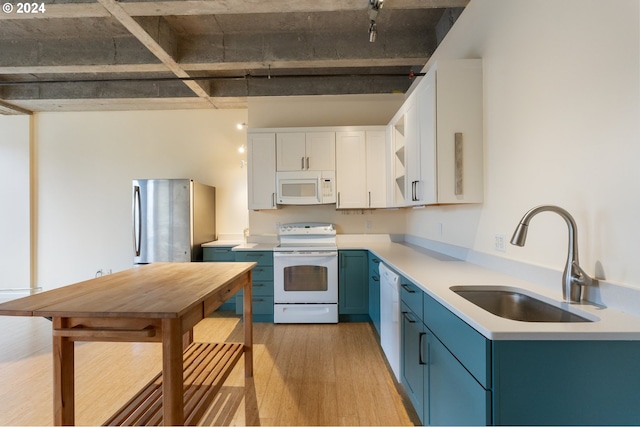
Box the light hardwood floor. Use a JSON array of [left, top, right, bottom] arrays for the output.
[[0, 312, 415, 426]]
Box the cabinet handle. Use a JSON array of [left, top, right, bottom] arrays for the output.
[[246, 253, 264, 258], [412, 181, 420, 201], [306, 157, 310, 170], [368, 191, 371, 207], [337, 192, 341, 208], [418, 332, 427, 365], [372, 259, 380, 264], [402, 311, 416, 323], [254, 283, 264, 287], [272, 192, 276, 207], [253, 298, 264, 302], [371, 276, 379, 282], [401, 283, 416, 294], [454, 132, 464, 196], [133, 185, 141, 256], [301, 157, 305, 170]]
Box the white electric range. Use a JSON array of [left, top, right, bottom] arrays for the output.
[[273, 223, 338, 323]]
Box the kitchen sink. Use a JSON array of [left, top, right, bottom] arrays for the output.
[[451, 286, 594, 323]]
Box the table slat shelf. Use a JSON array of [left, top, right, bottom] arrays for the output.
[[103, 342, 244, 426]]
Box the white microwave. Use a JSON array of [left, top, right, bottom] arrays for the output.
[[276, 171, 336, 205]]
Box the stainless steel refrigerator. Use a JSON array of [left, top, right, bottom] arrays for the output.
[[132, 179, 216, 264]]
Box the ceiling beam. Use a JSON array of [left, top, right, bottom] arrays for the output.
[[0, 0, 469, 20], [4, 97, 246, 113], [95, 0, 215, 106], [0, 58, 425, 76], [0, 99, 32, 115]]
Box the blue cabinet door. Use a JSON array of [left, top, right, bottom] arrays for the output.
[[401, 304, 426, 424], [368, 253, 381, 334], [428, 332, 491, 426], [338, 250, 369, 317]]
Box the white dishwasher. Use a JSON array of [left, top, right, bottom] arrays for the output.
[[379, 262, 401, 381]]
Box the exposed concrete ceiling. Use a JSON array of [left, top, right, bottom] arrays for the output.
[[0, 0, 468, 115]]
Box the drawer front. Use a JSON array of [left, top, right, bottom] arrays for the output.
[[251, 266, 273, 282], [235, 295, 274, 315], [400, 278, 423, 318], [203, 247, 235, 262], [237, 281, 273, 297], [235, 250, 273, 266], [423, 292, 490, 388], [251, 281, 273, 296]]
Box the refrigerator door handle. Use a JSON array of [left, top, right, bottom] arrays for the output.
[[133, 185, 142, 257]]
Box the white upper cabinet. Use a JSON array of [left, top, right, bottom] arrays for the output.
[[391, 58, 484, 206], [336, 129, 389, 209], [336, 131, 367, 209], [365, 130, 389, 208], [276, 131, 335, 171], [276, 132, 306, 171], [247, 132, 277, 210], [428, 59, 484, 204]]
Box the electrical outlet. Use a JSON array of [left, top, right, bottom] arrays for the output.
[[95, 268, 112, 278], [494, 234, 507, 252], [365, 220, 372, 230]]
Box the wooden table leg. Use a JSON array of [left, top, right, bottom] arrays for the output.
[[243, 272, 253, 377], [52, 317, 74, 426], [162, 317, 184, 426]]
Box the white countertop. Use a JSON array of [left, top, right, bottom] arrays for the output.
[[201, 239, 244, 248], [351, 239, 640, 341], [203, 234, 640, 340], [231, 242, 279, 251]]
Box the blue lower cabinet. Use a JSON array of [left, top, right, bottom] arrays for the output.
[[429, 334, 491, 426], [233, 250, 274, 322], [338, 250, 369, 321], [401, 289, 491, 426], [203, 246, 238, 310], [235, 251, 273, 322], [399, 288, 640, 426], [492, 340, 640, 425], [368, 253, 381, 335], [401, 303, 426, 424]]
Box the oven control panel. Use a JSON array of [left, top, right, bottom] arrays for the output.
[[278, 223, 335, 236]]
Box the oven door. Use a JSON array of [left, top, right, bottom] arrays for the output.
[[273, 251, 338, 303]]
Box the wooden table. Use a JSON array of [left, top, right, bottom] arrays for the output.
[[0, 262, 255, 426]]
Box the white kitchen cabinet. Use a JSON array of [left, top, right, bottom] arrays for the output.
[[419, 59, 484, 204], [276, 131, 335, 171], [365, 130, 389, 208], [390, 59, 484, 206], [336, 129, 388, 209], [247, 132, 277, 210], [390, 94, 419, 206]]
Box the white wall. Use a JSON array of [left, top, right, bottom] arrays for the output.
[[0, 116, 31, 292], [248, 94, 404, 128], [35, 109, 248, 289], [407, 0, 640, 288]]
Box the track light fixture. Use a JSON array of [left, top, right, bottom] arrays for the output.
[[368, 0, 383, 43]]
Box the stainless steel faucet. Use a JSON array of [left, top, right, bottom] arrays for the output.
[[510, 205, 598, 302]]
